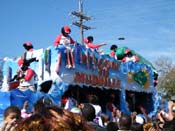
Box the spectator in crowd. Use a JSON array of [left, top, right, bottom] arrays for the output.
[[112, 107, 122, 124], [101, 113, 110, 127], [106, 122, 119, 131], [118, 113, 132, 131], [61, 88, 78, 111], [13, 104, 94, 131], [143, 122, 157, 131], [167, 100, 175, 121], [33, 96, 53, 115], [0, 106, 21, 131], [54, 26, 76, 71], [131, 122, 143, 131], [21, 101, 32, 119], [81, 103, 107, 131], [63, 96, 78, 111], [162, 119, 175, 131], [14, 114, 46, 131], [88, 94, 104, 127], [156, 100, 175, 130], [106, 93, 117, 122]]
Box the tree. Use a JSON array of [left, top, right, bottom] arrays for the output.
[[154, 56, 175, 99]]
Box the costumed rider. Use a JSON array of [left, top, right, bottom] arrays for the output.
[[22, 42, 44, 82], [84, 36, 106, 53], [84, 36, 106, 68], [109, 44, 118, 59], [54, 26, 76, 72], [122, 49, 139, 62], [17, 58, 37, 91], [22, 42, 38, 66]]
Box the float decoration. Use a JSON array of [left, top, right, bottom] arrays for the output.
[[0, 43, 159, 116]]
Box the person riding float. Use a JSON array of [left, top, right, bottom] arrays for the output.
[[16, 58, 37, 91], [54, 26, 76, 73]]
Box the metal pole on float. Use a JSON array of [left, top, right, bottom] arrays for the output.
[[79, 0, 84, 45], [71, 0, 93, 102], [71, 0, 92, 45]]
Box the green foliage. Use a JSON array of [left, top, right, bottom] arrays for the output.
[[155, 56, 175, 99]]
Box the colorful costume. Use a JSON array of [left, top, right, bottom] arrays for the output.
[[54, 26, 75, 72], [84, 36, 106, 68], [122, 49, 139, 62], [17, 58, 37, 91], [109, 44, 118, 59]]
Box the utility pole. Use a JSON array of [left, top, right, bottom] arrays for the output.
[[71, 0, 92, 45]]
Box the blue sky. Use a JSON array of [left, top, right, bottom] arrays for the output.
[[0, 0, 175, 63]]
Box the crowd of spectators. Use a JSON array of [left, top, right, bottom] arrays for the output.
[[0, 94, 174, 131]]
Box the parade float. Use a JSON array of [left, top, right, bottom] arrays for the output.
[[0, 43, 160, 117]]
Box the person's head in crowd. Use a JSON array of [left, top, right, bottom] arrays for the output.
[[118, 113, 132, 130], [143, 122, 157, 131], [48, 105, 93, 131], [131, 122, 143, 131], [3, 106, 21, 127], [33, 96, 53, 114], [88, 94, 99, 105], [14, 105, 93, 131], [101, 113, 110, 126], [106, 93, 116, 105], [81, 103, 96, 122], [106, 122, 119, 131], [61, 26, 71, 37], [171, 101, 175, 119], [162, 119, 175, 131], [13, 114, 46, 131]]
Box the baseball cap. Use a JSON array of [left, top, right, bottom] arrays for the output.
[[64, 26, 71, 34], [23, 42, 33, 49]]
